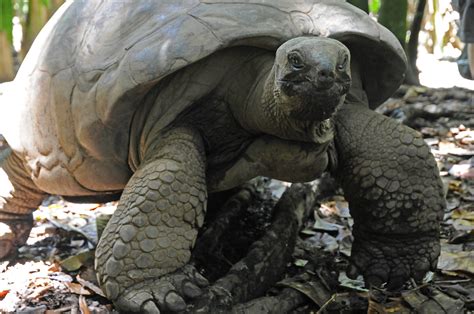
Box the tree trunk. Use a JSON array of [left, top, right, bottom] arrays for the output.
[[0, 31, 14, 82], [378, 0, 408, 47], [347, 0, 369, 13], [0, 0, 14, 82], [48, 0, 65, 18], [405, 0, 426, 85], [21, 0, 48, 59]]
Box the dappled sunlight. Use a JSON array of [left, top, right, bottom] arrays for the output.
[[418, 49, 474, 89]]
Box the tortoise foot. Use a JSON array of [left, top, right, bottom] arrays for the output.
[[114, 264, 208, 313], [0, 214, 33, 260], [348, 229, 440, 290]]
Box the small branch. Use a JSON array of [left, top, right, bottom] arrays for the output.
[[189, 183, 315, 313], [230, 288, 306, 314]]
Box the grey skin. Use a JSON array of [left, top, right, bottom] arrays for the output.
[[0, 38, 444, 313]]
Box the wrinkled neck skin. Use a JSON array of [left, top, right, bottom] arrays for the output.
[[235, 64, 340, 143], [344, 60, 369, 107]]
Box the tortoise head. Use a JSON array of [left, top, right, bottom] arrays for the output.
[[272, 36, 352, 121]]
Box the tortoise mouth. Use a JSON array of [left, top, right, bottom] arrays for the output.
[[277, 77, 350, 97], [278, 79, 333, 91], [274, 79, 349, 122]]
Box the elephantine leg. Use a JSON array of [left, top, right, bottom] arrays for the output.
[[0, 150, 46, 259], [95, 127, 208, 313], [332, 103, 445, 289]]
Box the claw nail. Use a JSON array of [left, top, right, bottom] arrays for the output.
[[347, 264, 359, 279], [365, 275, 384, 288], [413, 270, 426, 283], [165, 291, 186, 312], [183, 281, 202, 298], [430, 259, 438, 271], [387, 276, 405, 290], [143, 300, 161, 314], [193, 271, 209, 287]]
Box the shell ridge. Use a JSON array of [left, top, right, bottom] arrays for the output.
[[187, 13, 224, 44], [122, 4, 201, 55], [35, 160, 99, 194], [199, 1, 312, 13]]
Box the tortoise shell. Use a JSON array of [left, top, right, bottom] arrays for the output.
[[1, 0, 406, 195]]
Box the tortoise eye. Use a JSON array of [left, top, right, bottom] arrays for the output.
[[338, 54, 348, 71], [288, 52, 304, 70]]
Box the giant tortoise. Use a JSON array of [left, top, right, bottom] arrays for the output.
[[0, 0, 445, 312]]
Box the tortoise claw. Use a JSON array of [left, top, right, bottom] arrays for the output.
[[114, 265, 208, 313], [350, 231, 440, 290]]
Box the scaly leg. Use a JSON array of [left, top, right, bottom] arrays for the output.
[[95, 127, 209, 313], [332, 103, 445, 289], [0, 149, 46, 259]]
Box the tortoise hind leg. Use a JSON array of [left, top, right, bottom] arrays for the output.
[[95, 127, 209, 313], [0, 149, 47, 259]]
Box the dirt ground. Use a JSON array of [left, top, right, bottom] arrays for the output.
[[0, 84, 473, 313]]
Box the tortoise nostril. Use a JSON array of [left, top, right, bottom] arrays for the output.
[[317, 69, 335, 84], [318, 69, 334, 79]]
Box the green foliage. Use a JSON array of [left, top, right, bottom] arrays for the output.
[[347, 0, 369, 13], [0, 0, 13, 43], [345, 0, 383, 16], [41, 0, 50, 8], [369, 0, 381, 14], [378, 0, 408, 46]]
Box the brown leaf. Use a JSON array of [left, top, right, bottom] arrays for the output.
[[76, 275, 106, 298], [47, 263, 61, 272], [65, 282, 91, 295], [28, 285, 52, 299], [0, 288, 9, 298], [79, 295, 91, 314]]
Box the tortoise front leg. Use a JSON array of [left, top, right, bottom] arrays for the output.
[[332, 102, 445, 289], [95, 127, 209, 313]]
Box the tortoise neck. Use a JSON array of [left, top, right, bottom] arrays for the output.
[[240, 65, 314, 142], [345, 59, 369, 106]]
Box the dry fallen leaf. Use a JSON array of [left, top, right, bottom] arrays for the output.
[[402, 288, 465, 313], [66, 282, 92, 296], [76, 275, 106, 298], [338, 272, 367, 292], [451, 208, 474, 221], [438, 251, 474, 275], [79, 294, 91, 314], [60, 251, 95, 272], [28, 285, 53, 299], [0, 289, 9, 299]]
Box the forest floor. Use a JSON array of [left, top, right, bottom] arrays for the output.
[[0, 83, 473, 313]]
